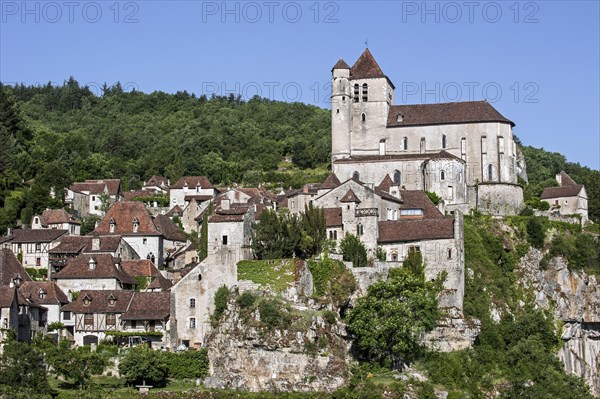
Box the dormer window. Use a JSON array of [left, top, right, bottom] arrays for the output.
[[132, 217, 140, 233], [108, 294, 116, 306], [38, 290, 46, 299], [83, 295, 91, 306], [89, 257, 96, 270], [397, 114, 403, 122], [13, 275, 22, 287], [109, 218, 116, 233]]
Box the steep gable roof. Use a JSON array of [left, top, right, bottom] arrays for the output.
[[170, 176, 213, 190], [377, 175, 394, 192], [320, 173, 342, 190], [559, 171, 578, 186], [93, 202, 160, 236], [388, 101, 514, 127], [19, 281, 69, 305], [340, 189, 361, 203], [165, 205, 183, 217], [121, 260, 172, 291], [332, 58, 350, 71], [350, 48, 387, 80], [145, 175, 169, 187], [153, 215, 187, 242], [52, 253, 136, 285], [0, 248, 33, 286], [0, 286, 16, 308]]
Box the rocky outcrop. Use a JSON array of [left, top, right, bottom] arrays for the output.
[[519, 248, 600, 395], [424, 315, 481, 352], [205, 298, 349, 392]]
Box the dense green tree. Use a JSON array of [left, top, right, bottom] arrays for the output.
[[118, 345, 168, 387], [340, 233, 368, 268], [346, 267, 441, 366], [0, 337, 51, 395], [47, 341, 109, 389]]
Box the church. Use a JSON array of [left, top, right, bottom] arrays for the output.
[[330, 49, 524, 215]]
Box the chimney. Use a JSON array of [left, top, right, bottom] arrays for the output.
[[7, 227, 12, 236], [222, 199, 230, 211], [92, 238, 100, 251]]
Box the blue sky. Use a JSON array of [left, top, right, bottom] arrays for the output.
[[1, 0, 599, 169]]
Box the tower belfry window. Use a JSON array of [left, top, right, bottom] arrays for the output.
[[353, 84, 359, 102], [362, 83, 368, 102]]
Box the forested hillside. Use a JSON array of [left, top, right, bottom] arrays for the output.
[[0, 79, 598, 233]]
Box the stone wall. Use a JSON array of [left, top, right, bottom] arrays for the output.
[[476, 183, 524, 216]]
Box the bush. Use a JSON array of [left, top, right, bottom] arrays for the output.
[[308, 256, 356, 306], [212, 285, 229, 323], [118, 345, 168, 387], [322, 310, 337, 324], [526, 216, 546, 249], [236, 291, 258, 309], [161, 349, 209, 379], [258, 298, 290, 328]]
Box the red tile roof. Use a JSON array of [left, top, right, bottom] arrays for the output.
[[49, 235, 122, 254], [40, 209, 79, 225], [154, 215, 187, 242], [165, 205, 183, 217], [70, 179, 121, 196], [121, 291, 170, 320], [378, 218, 454, 243], [62, 290, 134, 314], [321, 173, 342, 190], [93, 202, 160, 236], [8, 229, 67, 243], [170, 176, 213, 189], [324, 208, 343, 227], [398, 190, 445, 218], [0, 248, 33, 286], [0, 286, 16, 308], [19, 281, 69, 305], [145, 176, 169, 187], [121, 259, 171, 290], [52, 253, 136, 285], [377, 175, 394, 192], [387, 101, 514, 127], [541, 185, 584, 199], [350, 49, 390, 83]]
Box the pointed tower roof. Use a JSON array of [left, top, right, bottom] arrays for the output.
[[332, 58, 350, 71], [558, 171, 577, 186], [350, 49, 394, 88], [340, 189, 361, 203], [321, 173, 342, 190], [377, 175, 394, 192]]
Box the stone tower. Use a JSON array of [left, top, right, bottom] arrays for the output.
[[331, 58, 351, 161]]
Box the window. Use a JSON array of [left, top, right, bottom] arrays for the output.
[[222, 235, 228, 245], [353, 84, 359, 102], [132, 218, 139, 233], [149, 320, 156, 331], [397, 114, 403, 122], [481, 136, 487, 154], [393, 170, 401, 185], [108, 295, 116, 306], [448, 248, 453, 259], [63, 311, 71, 321], [131, 320, 137, 328], [109, 218, 116, 233], [488, 164, 493, 181], [420, 137, 426, 153], [461, 137, 466, 160], [143, 238, 147, 245], [391, 253, 398, 261], [92, 196, 96, 201], [362, 83, 368, 102], [499, 136, 505, 154], [440, 170, 445, 181], [352, 171, 360, 181], [83, 295, 91, 306], [84, 314, 94, 326], [35, 243, 41, 251], [190, 298, 196, 308], [403, 137, 408, 151], [36, 258, 41, 267], [458, 171, 462, 182], [361, 113, 366, 122], [336, 109, 339, 114], [38, 290, 46, 299], [106, 313, 116, 326], [189, 318, 196, 329], [408, 246, 421, 253], [357, 224, 364, 236], [442, 134, 447, 149], [400, 209, 423, 217]]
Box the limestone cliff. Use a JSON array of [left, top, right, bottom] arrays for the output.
[[205, 295, 349, 392], [519, 249, 600, 395]]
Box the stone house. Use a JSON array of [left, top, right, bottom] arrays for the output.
[[143, 175, 170, 194], [31, 208, 81, 236], [0, 286, 19, 347], [541, 171, 589, 223], [169, 176, 217, 208], [66, 179, 122, 217], [61, 290, 170, 347], [92, 201, 186, 267], [3, 229, 67, 274], [52, 253, 137, 294], [18, 281, 69, 339], [330, 49, 523, 215]]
